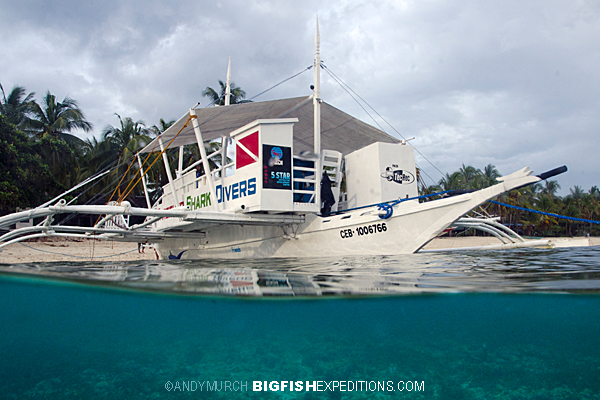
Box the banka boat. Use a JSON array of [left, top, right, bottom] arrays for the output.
[[0, 21, 567, 259]]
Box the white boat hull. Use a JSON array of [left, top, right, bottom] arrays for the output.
[[154, 172, 540, 259]]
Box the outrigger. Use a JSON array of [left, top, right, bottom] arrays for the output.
[[0, 20, 568, 259]]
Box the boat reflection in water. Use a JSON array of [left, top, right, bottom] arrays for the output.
[[4, 247, 600, 296], [2, 257, 425, 296]]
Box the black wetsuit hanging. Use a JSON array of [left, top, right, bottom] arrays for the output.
[[320, 172, 335, 215]]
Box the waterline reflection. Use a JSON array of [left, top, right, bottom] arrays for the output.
[[2, 247, 600, 296]]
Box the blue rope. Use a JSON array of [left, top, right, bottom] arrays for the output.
[[377, 191, 453, 219], [489, 200, 600, 225], [377, 203, 393, 219], [331, 190, 452, 219], [387, 191, 453, 207]]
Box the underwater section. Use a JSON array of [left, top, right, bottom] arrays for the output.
[[1, 274, 599, 399]]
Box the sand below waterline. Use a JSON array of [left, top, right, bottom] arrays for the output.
[[1, 236, 598, 264]]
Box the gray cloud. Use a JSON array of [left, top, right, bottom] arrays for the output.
[[1, 0, 598, 193]]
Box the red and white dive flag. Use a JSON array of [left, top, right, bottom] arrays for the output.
[[236, 131, 259, 169]]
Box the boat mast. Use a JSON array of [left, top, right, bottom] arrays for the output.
[[314, 16, 322, 212], [225, 56, 232, 106], [222, 57, 232, 179]]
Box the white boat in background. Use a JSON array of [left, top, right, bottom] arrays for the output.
[[0, 20, 568, 259]]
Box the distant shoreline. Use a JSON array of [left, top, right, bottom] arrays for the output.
[[1, 236, 598, 264]]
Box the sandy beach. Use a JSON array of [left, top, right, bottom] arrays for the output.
[[0, 238, 156, 263], [1, 236, 598, 264]]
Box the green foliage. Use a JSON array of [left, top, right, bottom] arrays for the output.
[[437, 164, 500, 191], [202, 80, 249, 105], [35, 135, 81, 190], [28, 91, 92, 140], [428, 163, 600, 237], [0, 116, 61, 213], [0, 82, 239, 213], [0, 84, 35, 128], [102, 114, 151, 159]]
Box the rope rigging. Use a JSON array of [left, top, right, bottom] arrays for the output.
[[489, 200, 600, 225], [247, 66, 313, 102], [320, 63, 444, 186]]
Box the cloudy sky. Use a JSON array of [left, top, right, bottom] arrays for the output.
[[1, 0, 598, 193]]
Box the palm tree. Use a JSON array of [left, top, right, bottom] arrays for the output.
[[101, 115, 153, 199], [541, 180, 561, 198], [569, 185, 585, 201], [559, 186, 586, 235], [150, 118, 176, 137], [103, 114, 151, 160], [521, 211, 540, 236], [202, 80, 249, 105], [439, 171, 464, 191], [28, 91, 92, 152], [536, 194, 559, 234], [34, 135, 81, 191], [426, 163, 600, 237], [459, 164, 482, 189], [81, 136, 118, 176], [562, 201, 581, 236], [0, 84, 35, 128], [0, 115, 62, 211], [22, 92, 92, 190], [589, 187, 600, 236], [480, 164, 501, 188]]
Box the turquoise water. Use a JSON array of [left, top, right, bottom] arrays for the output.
[[1, 248, 600, 399]]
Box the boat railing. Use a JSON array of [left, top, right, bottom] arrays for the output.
[[154, 141, 231, 209], [163, 158, 235, 208], [160, 149, 343, 214], [180, 159, 202, 176], [210, 161, 235, 179]]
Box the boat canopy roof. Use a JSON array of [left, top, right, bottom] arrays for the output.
[[141, 96, 399, 155]]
